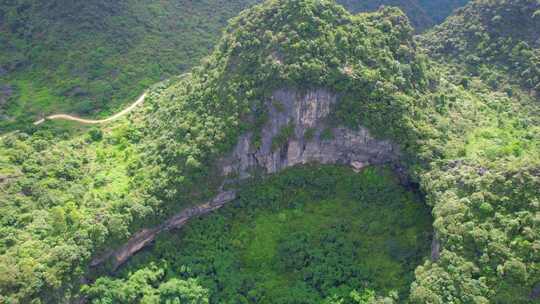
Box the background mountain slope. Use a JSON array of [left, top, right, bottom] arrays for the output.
[[0, 0, 259, 132], [0, 0, 469, 132], [420, 0, 540, 96]]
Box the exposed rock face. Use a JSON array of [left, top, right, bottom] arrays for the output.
[[431, 233, 441, 261], [222, 88, 400, 178], [91, 88, 403, 272], [91, 190, 237, 270]]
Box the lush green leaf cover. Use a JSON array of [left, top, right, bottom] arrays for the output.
[[0, 122, 144, 303], [0, 0, 259, 132], [0, 0, 539, 303], [86, 166, 432, 303], [0, 0, 467, 132], [420, 0, 540, 95]]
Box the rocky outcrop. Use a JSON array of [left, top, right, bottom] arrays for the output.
[[91, 191, 236, 270], [91, 88, 402, 272], [222, 89, 400, 178], [431, 233, 441, 261]]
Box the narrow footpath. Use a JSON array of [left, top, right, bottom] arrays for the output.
[[33, 93, 146, 125]]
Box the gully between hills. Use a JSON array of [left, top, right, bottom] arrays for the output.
[[91, 88, 423, 272]]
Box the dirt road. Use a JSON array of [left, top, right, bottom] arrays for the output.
[[33, 93, 146, 125]]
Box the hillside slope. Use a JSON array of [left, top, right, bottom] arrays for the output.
[[420, 0, 540, 95], [0, 0, 468, 133], [339, 0, 469, 30], [0, 0, 259, 132], [0, 0, 538, 303]]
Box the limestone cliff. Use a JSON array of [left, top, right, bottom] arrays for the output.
[[222, 88, 400, 178], [92, 88, 403, 271]]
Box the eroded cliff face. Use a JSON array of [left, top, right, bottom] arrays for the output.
[[91, 88, 404, 272], [222, 88, 400, 178]]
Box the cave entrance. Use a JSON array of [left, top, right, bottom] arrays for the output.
[[89, 165, 433, 303]]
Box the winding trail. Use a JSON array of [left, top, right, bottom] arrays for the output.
[[33, 93, 146, 126], [1, 93, 146, 141]]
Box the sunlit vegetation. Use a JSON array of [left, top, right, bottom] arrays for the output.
[[420, 0, 540, 95], [85, 166, 432, 303], [0, 0, 538, 303], [0, 0, 467, 133], [0, 0, 259, 132], [0, 120, 145, 303]]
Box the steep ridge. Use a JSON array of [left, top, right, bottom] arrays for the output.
[[91, 191, 237, 270], [339, 0, 469, 30], [91, 88, 403, 271]]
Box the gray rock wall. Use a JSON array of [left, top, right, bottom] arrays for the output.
[[91, 88, 405, 273], [222, 88, 400, 178]]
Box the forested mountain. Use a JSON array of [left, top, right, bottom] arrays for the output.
[[0, 0, 467, 133], [420, 0, 540, 95], [0, 0, 539, 303], [0, 0, 259, 132]]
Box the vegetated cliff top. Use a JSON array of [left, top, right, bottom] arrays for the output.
[[420, 0, 540, 93], [137, 0, 434, 204], [217, 0, 422, 89]]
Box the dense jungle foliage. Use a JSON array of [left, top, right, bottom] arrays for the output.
[[420, 0, 540, 95], [0, 0, 259, 132], [0, 121, 144, 302], [0, 0, 539, 303], [84, 166, 433, 303], [338, 0, 469, 30], [0, 0, 467, 133]]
